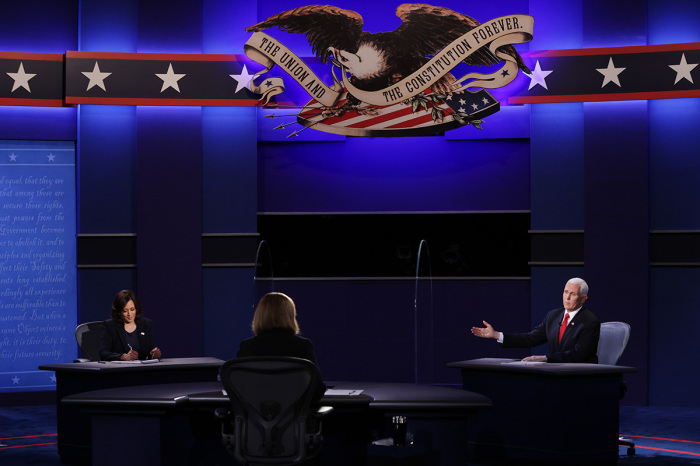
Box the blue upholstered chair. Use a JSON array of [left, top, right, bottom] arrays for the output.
[[597, 321, 635, 456]]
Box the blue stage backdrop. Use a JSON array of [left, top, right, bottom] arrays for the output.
[[0, 140, 76, 393]]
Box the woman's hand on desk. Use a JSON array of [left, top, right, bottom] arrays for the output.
[[149, 347, 161, 359], [120, 349, 139, 361]]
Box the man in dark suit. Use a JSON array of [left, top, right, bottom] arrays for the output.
[[471, 278, 600, 363]]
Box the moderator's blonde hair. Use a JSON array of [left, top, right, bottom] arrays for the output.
[[252, 292, 300, 335]]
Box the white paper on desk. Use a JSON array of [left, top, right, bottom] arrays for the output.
[[109, 359, 160, 364], [324, 389, 363, 396], [501, 361, 547, 365]]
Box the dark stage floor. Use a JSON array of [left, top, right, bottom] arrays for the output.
[[2, 404, 700, 465]]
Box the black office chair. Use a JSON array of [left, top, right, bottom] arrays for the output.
[[74, 321, 104, 362], [216, 356, 333, 465], [597, 321, 635, 456]]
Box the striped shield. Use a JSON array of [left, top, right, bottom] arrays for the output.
[[297, 87, 500, 137]]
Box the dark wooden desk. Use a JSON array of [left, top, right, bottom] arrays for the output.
[[447, 358, 637, 465], [62, 380, 491, 466], [39, 357, 224, 465]]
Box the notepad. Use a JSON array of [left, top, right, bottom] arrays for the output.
[[324, 389, 363, 396], [501, 361, 546, 365], [109, 359, 160, 364]]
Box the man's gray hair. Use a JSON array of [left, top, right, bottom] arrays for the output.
[[567, 277, 588, 296]]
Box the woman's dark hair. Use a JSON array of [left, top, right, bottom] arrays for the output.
[[111, 289, 143, 325]]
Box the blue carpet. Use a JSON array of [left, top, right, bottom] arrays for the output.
[[1, 404, 700, 465], [0, 405, 59, 465], [618, 406, 700, 465]]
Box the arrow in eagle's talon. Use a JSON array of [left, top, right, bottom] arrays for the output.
[[274, 122, 298, 130], [266, 113, 305, 118]]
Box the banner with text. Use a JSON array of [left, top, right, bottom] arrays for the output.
[[0, 140, 77, 393]]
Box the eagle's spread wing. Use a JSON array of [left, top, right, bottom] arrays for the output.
[[245, 5, 364, 64], [393, 4, 530, 73]]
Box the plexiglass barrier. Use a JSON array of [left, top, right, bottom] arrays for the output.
[[414, 239, 434, 383], [252, 240, 275, 310]]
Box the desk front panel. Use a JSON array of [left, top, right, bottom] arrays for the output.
[[42, 358, 223, 465], [63, 380, 490, 466], [449, 358, 635, 465]]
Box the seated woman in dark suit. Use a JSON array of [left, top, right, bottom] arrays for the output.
[[98, 290, 162, 361], [237, 292, 325, 400]]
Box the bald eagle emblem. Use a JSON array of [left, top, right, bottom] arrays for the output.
[[243, 4, 534, 137]]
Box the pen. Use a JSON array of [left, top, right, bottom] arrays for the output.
[[128, 344, 133, 352]]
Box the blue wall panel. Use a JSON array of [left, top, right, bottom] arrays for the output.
[[0, 1, 78, 53], [135, 107, 203, 358], [200, 1, 260, 363], [137, 0, 203, 53], [528, 0, 582, 49], [650, 268, 700, 407], [77, 105, 137, 233], [258, 138, 530, 213], [649, 98, 700, 230], [584, 100, 650, 405], [78, 269, 136, 325], [79, 0, 138, 52], [648, 0, 700, 45], [0, 107, 76, 142], [203, 0, 257, 54], [583, 0, 647, 48], [529, 102, 584, 230], [646, 0, 700, 407], [202, 107, 258, 233], [203, 268, 255, 361]]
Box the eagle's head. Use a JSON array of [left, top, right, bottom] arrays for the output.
[[329, 41, 388, 82]]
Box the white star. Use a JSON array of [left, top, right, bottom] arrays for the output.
[[230, 65, 254, 93], [9, 153, 17, 162], [669, 53, 698, 85], [471, 103, 479, 110], [7, 62, 36, 93], [82, 62, 112, 91], [596, 57, 625, 88], [156, 63, 186, 93], [11, 376, 20, 384], [526, 60, 553, 90], [47, 153, 55, 162], [481, 97, 490, 105], [50, 374, 57, 383], [458, 106, 465, 112], [458, 98, 466, 106]]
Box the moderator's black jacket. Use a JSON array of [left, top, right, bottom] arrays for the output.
[[237, 328, 326, 400]]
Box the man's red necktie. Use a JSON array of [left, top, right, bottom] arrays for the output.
[[558, 312, 570, 343]]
